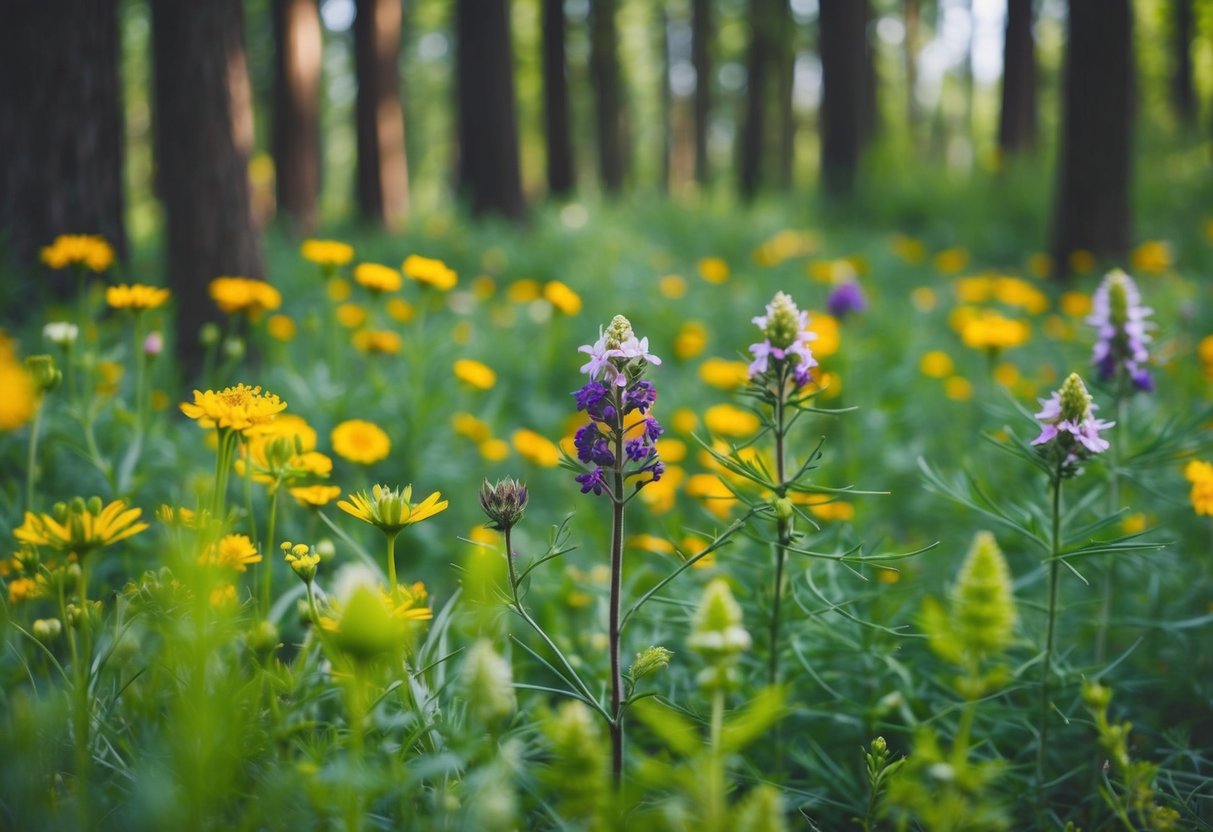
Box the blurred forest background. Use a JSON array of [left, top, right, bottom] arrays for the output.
[[1, 0, 1212, 364]]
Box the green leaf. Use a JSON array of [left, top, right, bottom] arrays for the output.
[[630, 698, 701, 756], [721, 686, 787, 753]]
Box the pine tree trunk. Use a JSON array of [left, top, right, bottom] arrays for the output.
[[998, 0, 1037, 156], [657, 4, 671, 195], [1172, 0, 1195, 126], [691, 0, 712, 186], [455, 0, 526, 220], [860, 0, 877, 148], [0, 0, 126, 280], [590, 0, 626, 193], [818, 0, 867, 197], [273, 0, 322, 234], [354, 0, 409, 227], [1050, 0, 1133, 274], [151, 0, 266, 374], [541, 0, 575, 197], [775, 0, 797, 188], [739, 0, 774, 198]]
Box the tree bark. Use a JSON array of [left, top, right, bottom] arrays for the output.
[[151, 0, 266, 374], [775, 0, 797, 187], [657, 4, 671, 195], [860, 1, 877, 148], [1050, 0, 1133, 274], [354, 0, 409, 227], [590, 0, 626, 193], [818, 0, 868, 197], [0, 0, 126, 279], [273, 0, 323, 234], [998, 0, 1037, 156], [455, 0, 526, 220], [1172, 0, 1195, 126], [738, 0, 774, 199], [541, 0, 575, 197], [691, 0, 712, 186], [903, 0, 920, 132]]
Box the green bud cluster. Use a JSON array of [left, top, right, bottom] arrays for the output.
[[461, 639, 517, 725], [540, 701, 610, 827], [478, 477, 528, 531], [763, 292, 802, 350], [629, 645, 673, 682], [603, 314, 634, 351], [25, 354, 61, 393], [1058, 372, 1094, 425], [688, 578, 752, 691]]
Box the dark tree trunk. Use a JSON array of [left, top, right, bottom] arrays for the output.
[[739, 0, 776, 198], [998, 0, 1037, 155], [0, 0, 126, 279], [273, 0, 322, 234], [818, 0, 868, 197], [151, 0, 266, 374], [455, 0, 526, 220], [775, 0, 796, 187], [589, 0, 626, 193], [1172, 0, 1195, 126], [860, 2, 877, 148], [657, 4, 671, 195], [1050, 0, 1132, 274], [541, 0, 575, 196], [354, 0, 409, 227], [691, 0, 712, 185]]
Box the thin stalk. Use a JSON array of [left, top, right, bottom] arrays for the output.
[[768, 364, 790, 686], [707, 689, 726, 831], [608, 424, 626, 788], [212, 430, 238, 518], [1095, 388, 1129, 663], [72, 559, 94, 828], [1037, 472, 1063, 802], [25, 402, 44, 512], [262, 484, 282, 616], [345, 665, 367, 832], [132, 311, 148, 436], [385, 531, 399, 591]]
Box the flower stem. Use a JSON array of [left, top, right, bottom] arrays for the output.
[[608, 454, 626, 788], [132, 311, 148, 436], [1096, 390, 1129, 664], [768, 365, 790, 686], [385, 531, 399, 591], [262, 484, 281, 616], [707, 688, 726, 831], [25, 402, 44, 512], [1037, 472, 1063, 803]]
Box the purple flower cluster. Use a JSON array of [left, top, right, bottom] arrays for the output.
[[826, 280, 868, 320], [572, 316, 665, 497], [1031, 373, 1114, 472], [748, 292, 819, 387], [1087, 270, 1154, 393]]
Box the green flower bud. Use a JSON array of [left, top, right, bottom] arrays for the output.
[[32, 618, 62, 642], [951, 531, 1017, 657], [763, 292, 803, 350], [329, 585, 397, 662], [773, 497, 794, 522], [1059, 372, 1094, 425], [688, 578, 751, 659], [478, 477, 528, 531], [461, 639, 516, 724], [603, 314, 635, 350], [246, 620, 281, 655], [1082, 680, 1112, 712], [199, 322, 221, 346], [540, 701, 610, 826], [630, 645, 673, 681], [24, 354, 61, 393]]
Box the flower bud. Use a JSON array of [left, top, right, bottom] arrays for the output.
[[222, 336, 245, 360], [43, 321, 79, 346], [143, 331, 163, 358], [199, 322, 221, 346], [32, 618, 62, 642], [478, 477, 528, 531], [1059, 372, 1094, 425], [603, 314, 634, 350], [773, 497, 794, 522], [629, 645, 673, 681], [329, 584, 397, 661], [246, 620, 281, 656], [1082, 680, 1112, 712], [460, 639, 516, 724], [25, 355, 61, 393]]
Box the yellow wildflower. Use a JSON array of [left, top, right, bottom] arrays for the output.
[[336, 303, 368, 328], [471, 275, 496, 300], [452, 412, 492, 443], [945, 376, 973, 401], [919, 351, 954, 378], [889, 234, 926, 264], [301, 239, 354, 267], [1027, 252, 1053, 278], [698, 357, 749, 390], [331, 419, 391, 464], [352, 329, 402, 355], [479, 438, 510, 461], [671, 408, 698, 434], [674, 321, 708, 360], [506, 278, 541, 303], [354, 262, 402, 293], [638, 464, 683, 514], [8, 577, 39, 605], [1068, 250, 1096, 274], [704, 403, 760, 437], [808, 312, 840, 358], [1121, 513, 1147, 535], [544, 280, 582, 315], [659, 275, 687, 298], [806, 499, 855, 522], [655, 437, 686, 463], [290, 484, 343, 507], [209, 276, 282, 318], [684, 473, 737, 519], [266, 314, 296, 341], [106, 284, 170, 311], [453, 359, 497, 390], [402, 254, 457, 290], [387, 297, 414, 323], [697, 257, 730, 284], [933, 247, 969, 274], [1130, 240, 1173, 274], [199, 533, 261, 572], [753, 229, 816, 266], [994, 362, 1020, 387], [955, 275, 994, 303], [629, 534, 675, 555], [339, 484, 448, 533], [994, 276, 1048, 315], [0, 336, 36, 431], [41, 234, 114, 271], [14, 497, 148, 556], [180, 384, 286, 434], [512, 429, 560, 467], [961, 311, 1030, 352], [1060, 292, 1092, 317], [910, 287, 937, 312], [328, 276, 352, 302]]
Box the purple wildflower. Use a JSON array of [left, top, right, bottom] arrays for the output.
[[624, 380, 657, 414], [575, 467, 609, 496], [574, 381, 607, 412], [827, 281, 868, 320], [1031, 373, 1114, 469], [578, 335, 624, 385], [1087, 270, 1154, 393], [644, 416, 663, 440], [625, 438, 652, 462], [574, 424, 615, 466], [618, 335, 662, 366], [747, 292, 819, 385]]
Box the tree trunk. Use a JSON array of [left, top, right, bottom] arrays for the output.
[[589, 0, 626, 193], [860, 1, 877, 148], [998, 0, 1037, 156], [1050, 0, 1133, 274], [657, 4, 671, 195], [354, 0, 409, 227], [691, 0, 712, 186], [541, 0, 575, 197], [455, 0, 526, 220], [0, 0, 126, 279], [903, 0, 920, 132], [739, 0, 775, 198], [1172, 0, 1195, 126], [775, 0, 797, 187], [818, 0, 867, 197], [151, 0, 266, 374], [273, 0, 323, 234]]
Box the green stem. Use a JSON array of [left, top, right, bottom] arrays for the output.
[[608, 435, 626, 788], [1096, 390, 1129, 664], [1037, 473, 1063, 803], [707, 688, 726, 831], [262, 484, 282, 616], [73, 559, 94, 827], [212, 430, 238, 519], [768, 363, 790, 686], [345, 665, 367, 832], [385, 531, 399, 591], [132, 311, 148, 436], [25, 402, 44, 512]]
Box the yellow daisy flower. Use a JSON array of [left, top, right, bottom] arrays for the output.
[[289, 484, 343, 508], [14, 497, 148, 557], [512, 429, 560, 467], [301, 239, 355, 268], [453, 359, 496, 390], [180, 384, 287, 434], [353, 262, 402, 293], [199, 533, 261, 572], [331, 419, 391, 464], [209, 276, 282, 318], [338, 484, 448, 534], [106, 284, 171, 311], [41, 234, 114, 272], [402, 254, 457, 290]]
